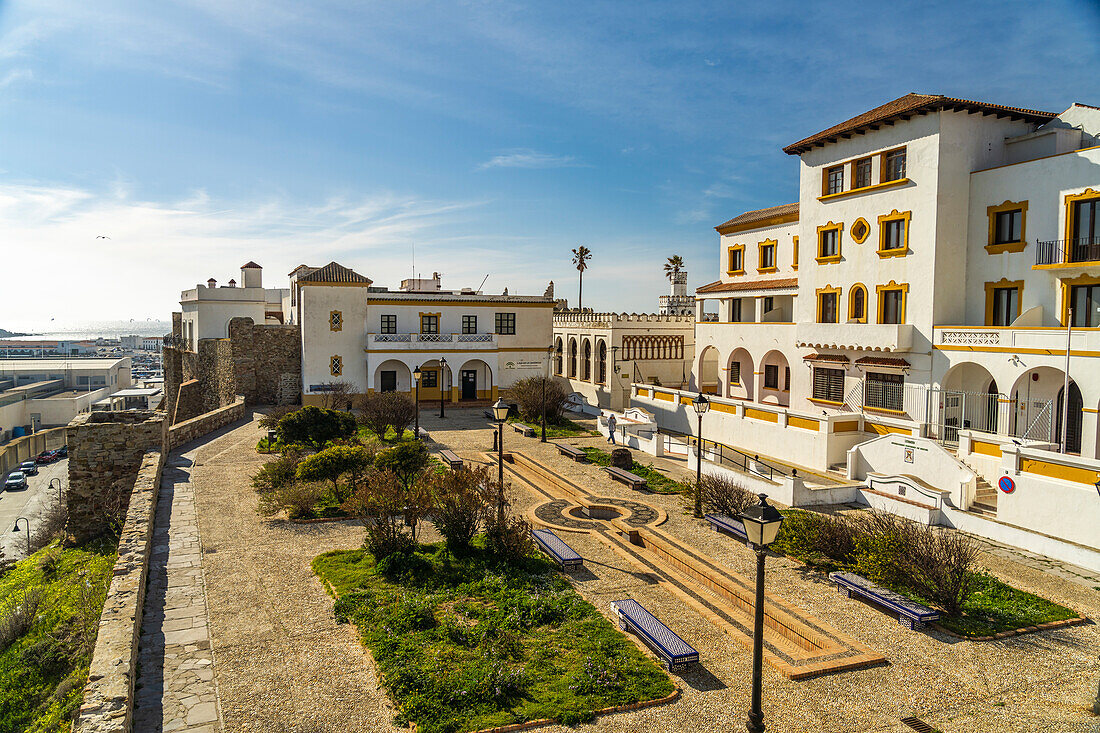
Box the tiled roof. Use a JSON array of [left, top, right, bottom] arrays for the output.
[[366, 293, 552, 304], [783, 94, 1056, 155], [716, 203, 799, 234], [296, 261, 373, 285], [802, 353, 850, 363], [855, 356, 910, 368], [696, 277, 798, 294], [241, 261, 262, 269]]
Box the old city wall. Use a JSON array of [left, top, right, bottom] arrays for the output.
[[227, 317, 301, 406], [167, 396, 246, 450]]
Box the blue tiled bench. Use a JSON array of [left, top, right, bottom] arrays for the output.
[[610, 598, 699, 671], [829, 571, 941, 629], [704, 513, 748, 543], [532, 528, 583, 572], [512, 422, 536, 437]]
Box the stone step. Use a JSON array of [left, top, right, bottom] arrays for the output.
[[970, 502, 998, 516]]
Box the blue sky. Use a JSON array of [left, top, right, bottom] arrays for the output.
[[0, 0, 1097, 327]]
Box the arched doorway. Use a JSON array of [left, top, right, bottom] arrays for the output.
[[568, 338, 578, 378], [374, 359, 412, 395], [458, 358, 494, 401], [554, 337, 563, 375], [597, 340, 607, 384], [698, 346, 720, 395], [758, 350, 790, 407], [727, 348, 754, 401], [1056, 381, 1083, 453], [582, 339, 592, 381]]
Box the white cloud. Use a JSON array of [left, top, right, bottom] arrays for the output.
[[477, 149, 582, 171]]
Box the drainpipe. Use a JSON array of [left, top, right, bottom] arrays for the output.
[[1061, 308, 1072, 453]]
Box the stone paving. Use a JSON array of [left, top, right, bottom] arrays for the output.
[[133, 453, 222, 732]]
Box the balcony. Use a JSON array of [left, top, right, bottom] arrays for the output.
[[934, 326, 1100, 353], [1035, 237, 1100, 267], [368, 333, 497, 350], [796, 322, 915, 352]]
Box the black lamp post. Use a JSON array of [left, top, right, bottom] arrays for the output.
[[12, 517, 30, 557], [738, 494, 785, 733], [439, 356, 448, 418], [412, 365, 422, 438], [492, 397, 510, 522], [693, 392, 710, 518], [541, 344, 553, 443]]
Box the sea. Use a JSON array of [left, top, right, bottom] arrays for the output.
[[1, 319, 174, 342]]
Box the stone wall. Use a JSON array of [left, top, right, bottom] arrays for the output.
[[75, 450, 163, 733], [171, 379, 203, 425], [228, 317, 301, 406], [167, 396, 246, 450], [67, 411, 168, 544], [162, 346, 183, 419], [196, 339, 235, 414]]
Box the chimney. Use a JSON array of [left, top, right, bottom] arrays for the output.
[[241, 261, 262, 289], [207, 278, 217, 288], [228, 279, 237, 287]]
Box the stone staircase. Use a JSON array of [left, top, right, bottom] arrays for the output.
[[970, 476, 998, 517]]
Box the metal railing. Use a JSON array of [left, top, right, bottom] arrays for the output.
[[660, 429, 790, 481], [374, 334, 412, 342], [457, 333, 494, 342], [1035, 237, 1100, 266], [417, 333, 452, 342]]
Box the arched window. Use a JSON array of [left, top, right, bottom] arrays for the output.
[[597, 341, 607, 383], [849, 284, 867, 323], [554, 338, 563, 375], [582, 340, 592, 380], [568, 339, 578, 378]]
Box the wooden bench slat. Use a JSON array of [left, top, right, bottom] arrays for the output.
[[602, 466, 647, 489], [610, 599, 698, 669], [555, 444, 587, 462], [438, 450, 463, 470]]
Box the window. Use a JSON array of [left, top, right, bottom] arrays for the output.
[[330, 355, 343, 377], [994, 210, 1022, 245], [420, 314, 439, 334], [877, 210, 911, 256], [849, 284, 867, 322], [991, 288, 1018, 326], [729, 360, 741, 385], [877, 282, 908, 324], [817, 223, 842, 262], [764, 364, 779, 390], [329, 310, 342, 332], [784, 366, 791, 390], [853, 157, 872, 189], [792, 236, 799, 270], [495, 312, 516, 335], [865, 372, 904, 411], [762, 296, 774, 314], [1071, 196, 1100, 254], [1070, 283, 1100, 327], [882, 148, 906, 182], [825, 165, 844, 195], [986, 200, 1028, 254], [421, 369, 438, 388], [462, 315, 477, 334], [817, 288, 840, 323], [730, 299, 742, 323], [727, 245, 745, 274], [812, 367, 845, 403], [380, 314, 397, 334], [850, 217, 869, 244], [758, 240, 776, 271]]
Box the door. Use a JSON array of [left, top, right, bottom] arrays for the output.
[[941, 392, 962, 444], [1056, 382, 1083, 453], [461, 370, 477, 400], [380, 371, 397, 393]]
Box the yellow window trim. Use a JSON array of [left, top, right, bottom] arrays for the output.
[[848, 282, 868, 323], [808, 397, 845, 407], [875, 280, 909, 324], [862, 405, 908, 416], [792, 236, 799, 270], [985, 199, 1028, 254], [983, 278, 1024, 326], [816, 221, 843, 264], [879, 146, 907, 184], [817, 177, 909, 202], [816, 284, 842, 323], [850, 217, 870, 244], [419, 311, 442, 333], [330, 354, 343, 377], [757, 238, 778, 273], [877, 209, 911, 257], [1064, 188, 1100, 264], [329, 310, 343, 332], [1060, 272, 1100, 326], [726, 244, 746, 276]]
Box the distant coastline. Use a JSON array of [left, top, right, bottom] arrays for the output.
[[0, 320, 171, 342], [0, 328, 36, 338]]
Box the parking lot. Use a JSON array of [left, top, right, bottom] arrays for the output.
[[0, 455, 67, 562]]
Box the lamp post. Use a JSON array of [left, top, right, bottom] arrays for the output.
[[693, 393, 710, 518], [12, 517, 30, 557], [413, 365, 422, 439], [492, 397, 510, 522], [439, 356, 448, 418], [541, 344, 553, 443], [738, 494, 785, 733]]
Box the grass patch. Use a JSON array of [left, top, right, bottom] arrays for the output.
[[0, 540, 116, 733], [580, 447, 686, 495], [357, 425, 416, 443], [313, 541, 674, 733], [506, 417, 598, 439]]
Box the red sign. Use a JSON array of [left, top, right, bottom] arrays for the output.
[[998, 476, 1015, 494]]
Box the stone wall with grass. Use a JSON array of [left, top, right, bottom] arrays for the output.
[[167, 396, 246, 450], [74, 449, 164, 733]]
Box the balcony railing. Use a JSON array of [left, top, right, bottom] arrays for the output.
[[1035, 237, 1100, 266], [457, 333, 493, 342], [374, 334, 412, 342], [370, 333, 497, 347]]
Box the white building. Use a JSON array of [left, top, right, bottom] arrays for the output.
[[297, 262, 555, 406], [659, 271, 695, 316], [0, 357, 132, 439], [178, 262, 291, 350]]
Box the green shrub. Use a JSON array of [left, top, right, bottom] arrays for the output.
[[258, 481, 326, 520], [278, 406, 357, 448], [428, 466, 492, 553], [296, 444, 374, 503]]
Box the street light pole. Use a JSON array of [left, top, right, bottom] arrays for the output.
[[492, 398, 510, 523], [692, 393, 710, 518], [13, 517, 30, 557], [413, 365, 422, 439], [439, 356, 448, 419], [541, 344, 552, 443]]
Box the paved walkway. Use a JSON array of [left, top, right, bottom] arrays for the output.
[[133, 452, 222, 732]]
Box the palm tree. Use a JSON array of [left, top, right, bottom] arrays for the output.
[[571, 246, 591, 310], [664, 255, 684, 282]]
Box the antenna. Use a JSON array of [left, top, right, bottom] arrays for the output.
[[411, 240, 416, 282], [477, 274, 489, 293]]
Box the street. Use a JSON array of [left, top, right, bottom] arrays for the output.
[[0, 457, 67, 562]]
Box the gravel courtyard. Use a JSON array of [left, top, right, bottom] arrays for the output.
[[186, 409, 1100, 733]]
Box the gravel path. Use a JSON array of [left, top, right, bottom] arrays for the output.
[[187, 409, 1100, 733]]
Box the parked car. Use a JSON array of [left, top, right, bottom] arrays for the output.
[[36, 450, 56, 464], [57, 445, 68, 458], [4, 471, 27, 491], [18, 460, 38, 476]]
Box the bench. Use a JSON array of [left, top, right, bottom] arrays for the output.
[[438, 450, 463, 471], [610, 599, 699, 671], [417, 427, 431, 441], [532, 528, 584, 572], [829, 571, 941, 629], [483, 409, 496, 420], [704, 514, 748, 544], [602, 466, 647, 490], [512, 422, 536, 438], [555, 443, 588, 462]]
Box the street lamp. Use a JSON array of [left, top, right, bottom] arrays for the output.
[[541, 344, 553, 443], [738, 494, 785, 733], [492, 397, 510, 522], [439, 356, 448, 418], [412, 365, 422, 439], [12, 517, 30, 557], [692, 393, 710, 518]]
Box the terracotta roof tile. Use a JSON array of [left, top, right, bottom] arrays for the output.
[[696, 277, 798, 294], [241, 261, 262, 269], [802, 353, 850, 363], [296, 261, 373, 285], [783, 94, 1056, 155], [716, 202, 799, 234], [855, 356, 911, 368]]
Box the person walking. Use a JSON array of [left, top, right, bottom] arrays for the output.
[[607, 413, 617, 444]]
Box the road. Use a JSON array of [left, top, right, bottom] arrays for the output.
[[0, 457, 67, 562]]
